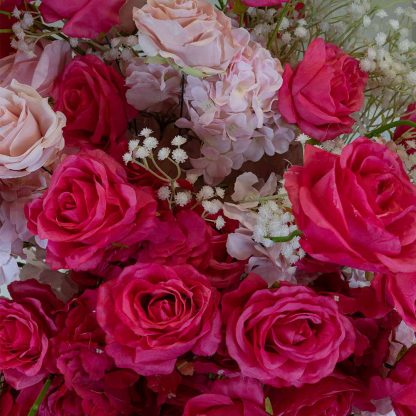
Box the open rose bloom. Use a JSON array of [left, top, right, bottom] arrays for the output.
[[1, 0, 416, 415]]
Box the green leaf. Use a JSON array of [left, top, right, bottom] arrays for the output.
[[265, 397, 274, 415], [232, 0, 247, 15]]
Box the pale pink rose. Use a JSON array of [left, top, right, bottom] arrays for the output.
[[133, 0, 249, 75], [125, 58, 181, 112], [0, 41, 72, 97], [178, 41, 294, 182], [0, 81, 65, 178]]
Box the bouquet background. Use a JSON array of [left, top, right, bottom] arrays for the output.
[[0, 0, 416, 415]]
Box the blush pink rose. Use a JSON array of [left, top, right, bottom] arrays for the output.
[[222, 274, 355, 387], [0, 279, 63, 390], [133, 0, 249, 75], [0, 41, 71, 97], [284, 138, 416, 273], [97, 263, 221, 376], [269, 374, 365, 416], [0, 81, 65, 178], [183, 378, 267, 416], [278, 38, 368, 141], [26, 149, 157, 271], [39, 0, 125, 39], [52, 55, 137, 151]]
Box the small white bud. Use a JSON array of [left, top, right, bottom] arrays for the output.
[[175, 191, 191, 207], [140, 128, 153, 137], [157, 147, 170, 161], [122, 153, 132, 164], [172, 148, 188, 164], [215, 216, 225, 230], [128, 139, 140, 152], [157, 186, 171, 201], [134, 146, 150, 159], [171, 135, 187, 146], [143, 136, 158, 150]]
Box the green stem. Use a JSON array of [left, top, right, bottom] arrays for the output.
[[366, 120, 416, 138], [269, 230, 302, 243], [0, 29, 12, 33], [267, 1, 291, 50], [0, 10, 11, 17], [27, 377, 52, 416]]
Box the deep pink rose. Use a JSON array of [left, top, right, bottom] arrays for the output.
[[0, 280, 62, 389], [285, 138, 416, 273], [370, 346, 416, 416], [183, 378, 267, 416], [26, 149, 156, 271], [52, 55, 137, 151], [222, 274, 355, 387], [269, 374, 365, 416], [39, 0, 125, 39], [278, 38, 367, 141], [138, 210, 244, 288], [97, 264, 221, 376]]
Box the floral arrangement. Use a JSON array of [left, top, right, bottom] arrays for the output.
[[1, 0, 416, 414]]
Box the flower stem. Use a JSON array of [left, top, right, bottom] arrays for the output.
[[0, 29, 12, 33], [267, 1, 291, 50], [269, 229, 302, 243], [0, 10, 11, 17], [27, 377, 52, 416], [366, 120, 416, 138]]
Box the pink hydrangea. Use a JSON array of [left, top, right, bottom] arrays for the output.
[[125, 58, 181, 112], [178, 41, 295, 184]]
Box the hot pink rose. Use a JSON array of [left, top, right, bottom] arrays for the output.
[[381, 272, 416, 330], [222, 274, 355, 387], [183, 378, 267, 416], [39, 0, 125, 39], [284, 138, 416, 273], [278, 38, 368, 141], [269, 374, 365, 416], [26, 149, 156, 271], [97, 264, 221, 376], [133, 0, 249, 75], [0, 280, 62, 389], [0, 41, 71, 97], [52, 55, 137, 151], [138, 210, 245, 288]]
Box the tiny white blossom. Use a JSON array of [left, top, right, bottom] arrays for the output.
[[360, 58, 375, 72], [157, 147, 170, 161], [12, 6, 21, 19], [280, 17, 290, 30], [171, 135, 187, 146], [395, 6, 405, 16], [389, 19, 400, 30], [175, 192, 191, 207], [157, 186, 171, 201], [12, 22, 24, 39], [197, 186, 215, 200], [172, 148, 188, 164], [399, 39, 411, 53], [375, 9, 388, 19], [22, 12, 34, 29], [367, 47, 377, 60], [294, 26, 308, 39], [281, 32, 292, 44], [407, 72, 416, 86], [128, 139, 140, 152], [122, 153, 132, 164], [215, 216, 225, 230], [121, 48, 133, 61], [134, 146, 150, 159], [69, 38, 79, 48], [296, 133, 310, 144], [375, 32, 387, 46], [186, 173, 199, 184], [297, 18, 307, 26], [143, 136, 159, 150], [362, 15, 371, 27], [202, 199, 222, 215], [111, 38, 122, 48], [140, 128, 153, 138], [215, 187, 225, 199]]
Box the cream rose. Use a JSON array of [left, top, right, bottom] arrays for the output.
[[133, 0, 249, 76], [0, 80, 65, 178]]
